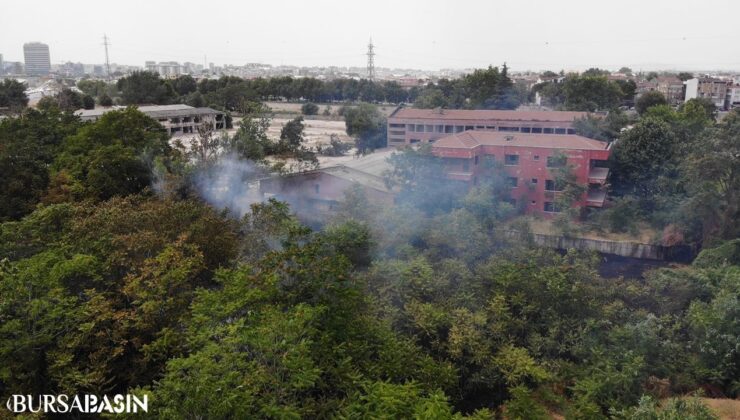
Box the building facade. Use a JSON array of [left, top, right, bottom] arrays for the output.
[[655, 76, 685, 106], [725, 84, 740, 109], [23, 42, 51, 76], [259, 149, 395, 222], [76, 104, 226, 135], [431, 131, 611, 217], [387, 108, 591, 147], [684, 77, 729, 109]]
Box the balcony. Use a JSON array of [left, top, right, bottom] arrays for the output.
[[588, 167, 609, 184], [586, 190, 607, 207]]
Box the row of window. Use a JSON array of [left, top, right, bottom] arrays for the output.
[[458, 154, 567, 171], [506, 177, 562, 191], [402, 124, 575, 135], [504, 154, 566, 167]]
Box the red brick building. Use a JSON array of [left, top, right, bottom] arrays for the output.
[[387, 108, 591, 147], [431, 131, 612, 216]]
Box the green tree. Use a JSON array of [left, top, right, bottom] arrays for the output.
[[301, 102, 319, 115], [636, 91, 668, 115], [611, 117, 677, 197], [117, 71, 177, 105], [98, 93, 113, 106], [0, 107, 81, 220], [344, 102, 387, 154], [0, 79, 29, 113], [82, 94, 95, 110]]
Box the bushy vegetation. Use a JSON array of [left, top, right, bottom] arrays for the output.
[[0, 67, 737, 418]]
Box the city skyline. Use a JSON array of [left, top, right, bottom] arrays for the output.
[[2, 0, 740, 73]]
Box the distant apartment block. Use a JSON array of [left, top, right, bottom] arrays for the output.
[[431, 131, 611, 217], [725, 84, 740, 109], [387, 108, 590, 147], [684, 77, 729, 109], [23, 42, 51, 76], [76, 104, 226, 136], [655, 76, 685, 106]]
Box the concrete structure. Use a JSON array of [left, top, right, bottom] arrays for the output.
[[23, 42, 51, 76], [75, 104, 226, 135], [145, 61, 182, 76], [725, 84, 740, 109], [387, 108, 590, 147], [431, 131, 611, 217], [259, 149, 395, 221], [655, 76, 685, 106], [684, 77, 729, 109]]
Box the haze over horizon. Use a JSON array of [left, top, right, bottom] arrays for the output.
[[2, 0, 739, 72]]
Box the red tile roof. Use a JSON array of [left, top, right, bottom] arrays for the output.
[[390, 108, 590, 122], [432, 131, 609, 151]]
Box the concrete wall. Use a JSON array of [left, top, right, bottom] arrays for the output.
[[502, 230, 694, 262]]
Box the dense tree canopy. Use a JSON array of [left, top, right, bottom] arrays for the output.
[[0, 66, 738, 418]]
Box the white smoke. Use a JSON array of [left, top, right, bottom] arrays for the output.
[[193, 154, 266, 217]]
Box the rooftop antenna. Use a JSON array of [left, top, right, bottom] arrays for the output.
[[103, 34, 111, 79], [366, 37, 375, 80]]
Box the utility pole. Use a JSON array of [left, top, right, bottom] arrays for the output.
[[366, 38, 375, 81], [103, 34, 111, 79]]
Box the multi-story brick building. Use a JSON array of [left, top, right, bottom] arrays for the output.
[[387, 108, 591, 147], [684, 77, 729, 109], [655, 76, 685, 106], [431, 131, 611, 217]]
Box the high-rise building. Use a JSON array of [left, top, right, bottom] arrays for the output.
[[23, 42, 51, 76]]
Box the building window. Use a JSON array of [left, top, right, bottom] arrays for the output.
[[507, 177, 518, 187], [531, 200, 536, 205], [544, 202, 560, 213], [408, 124, 415, 132], [521, 127, 531, 133], [505, 154, 519, 165], [545, 179, 562, 191], [547, 155, 567, 168], [425, 125, 434, 132], [567, 128, 576, 134], [455, 126, 464, 133], [476, 125, 485, 130], [531, 127, 543, 133], [416, 124, 424, 132], [543, 127, 554, 134], [444, 125, 454, 133], [533, 155, 540, 161], [555, 128, 567, 134], [474, 155, 479, 165], [465, 125, 474, 131], [436, 125, 444, 132], [410, 139, 421, 143], [531, 178, 538, 184]]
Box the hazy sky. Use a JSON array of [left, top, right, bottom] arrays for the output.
[[2, 0, 739, 72]]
